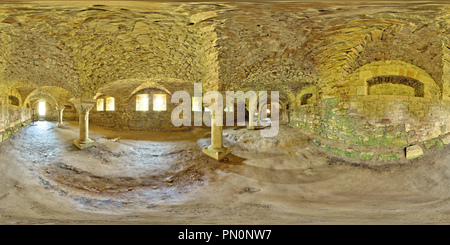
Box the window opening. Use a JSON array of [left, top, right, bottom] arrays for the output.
[[106, 97, 115, 111], [8, 95, 19, 106], [300, 93, 313, 105], [192, 96, 202, 112], [136, 94, 149, 111], [153, 94, 166, 111], [39, 101, 45, 116], [97, 98, 104, 111]]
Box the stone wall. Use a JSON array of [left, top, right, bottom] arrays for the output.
[[0, 100, 32, 143], [89, 88, 189, 131], [288, 57, 450, 160], [290, 94, 450, 161]]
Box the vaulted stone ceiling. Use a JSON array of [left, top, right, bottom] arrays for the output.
[[0, 1, 450, 105]]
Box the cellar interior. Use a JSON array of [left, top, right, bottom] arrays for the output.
[[2, 0, 450, 224]]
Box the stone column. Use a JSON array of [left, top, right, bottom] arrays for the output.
[[248, 94, 258, 130], [56, 105, 65, 128], [247, 107, 255, 130], [202, 104, 231, 161], [70, 98, 96, 150]]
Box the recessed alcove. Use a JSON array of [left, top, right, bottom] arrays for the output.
[[367, 76, 424, 97], [8, 95, 19, 106]]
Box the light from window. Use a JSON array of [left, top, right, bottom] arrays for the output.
[[136, 94, 149, 111], [106, 97, 115, 111], [192, 96, 202, 112], [97, 98, 104, 111], [39, 101, 45, 116], [153, 94, 166, 111]]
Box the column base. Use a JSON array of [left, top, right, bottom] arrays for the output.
[[74, 138, 95, 150], [57, 123, 64, 128], [247, 126, 255, 130], [202, 145, 231, 161]]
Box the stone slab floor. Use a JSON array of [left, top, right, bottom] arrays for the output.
[[2, 120, 450, 224]]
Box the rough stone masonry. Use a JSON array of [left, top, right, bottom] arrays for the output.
[[1, 1, 450, 161]]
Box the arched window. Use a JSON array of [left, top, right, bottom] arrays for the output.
[[136, 94, 149, 111], [97, 98, 104, 111], [135, 88, 169, 112], [105, 97, 115, 111], [96, 96, 115, 111], [152, 94, 166, 111], [39, 101, 46, 116], [300, 93, 313, 106]]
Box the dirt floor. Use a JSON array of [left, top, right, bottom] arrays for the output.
[[1, 120, 450, 224]]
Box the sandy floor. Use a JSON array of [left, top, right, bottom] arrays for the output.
[[1, 120, 450, 224]]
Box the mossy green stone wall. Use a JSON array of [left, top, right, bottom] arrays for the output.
[[290, 95, 450, 158]]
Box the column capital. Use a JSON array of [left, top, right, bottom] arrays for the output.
[[69, 98, 96, 113], [70, 98, 96, 150]]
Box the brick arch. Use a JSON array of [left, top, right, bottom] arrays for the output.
[[347, 60, 440, 99]]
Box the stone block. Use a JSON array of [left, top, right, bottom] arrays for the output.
[[406, 145, 423, 160], [428, 128, 440, 139], [392, 139, 407, 147], [202, 145, 231, 161], [359, 151, 374, 160], [341, 149, 357, 159], [442, 135, 450, 145], [356, 86, 367, 95], [74, 139, 95, 150], [377, 154, 393, 161]]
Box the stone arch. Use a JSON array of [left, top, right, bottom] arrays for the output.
[[8, 95, 20, 106], [2, 27, 82, 97], [94, 78, 185, 103], [31, 98, 57, 109], [366, 76, 423, 97], [295, 84, 319, 108], [259, 101, 282, 115], [300, 93, 313, 105], [7, 88, 23, 107], [23, 86, 73, 109], [26, 89, 58, 109], [94, 94, 116, 112], [129, 82, 172, 99], [347, 60, 440, 99]]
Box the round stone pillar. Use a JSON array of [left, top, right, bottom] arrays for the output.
[[70, 98, 96, 150], [56, 105, 65, 128], [202, 104, 231, 161]]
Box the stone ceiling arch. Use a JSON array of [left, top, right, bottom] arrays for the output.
[[346, 60, 440, 99], [294, 84, 319, 107], [95, 78, 190, 102], [25, 89, 59, 109], [24, 86, 73, 108], [7, 88, 24, 107], [0, 25, 82, 98], [31, 99, 57, 110], [129, 81, 173, 98]]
